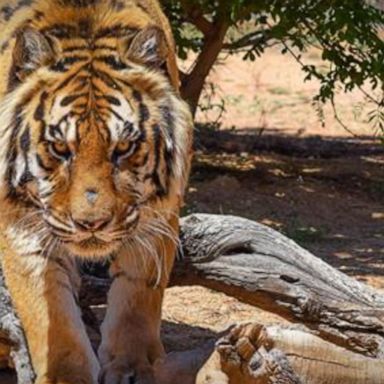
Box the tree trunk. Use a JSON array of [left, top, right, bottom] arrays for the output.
[[180, 22, 229, 115], [2, 213, 384, 383]]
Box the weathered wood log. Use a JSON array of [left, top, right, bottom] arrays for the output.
[[0, 269, 35, 384], [175, 214, 384, 358], [2, 213, 384, 383]]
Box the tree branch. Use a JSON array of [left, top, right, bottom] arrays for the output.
[[179, 1, 213, 37], [222, 30, 272, 51], [180, 21, 230, 114]]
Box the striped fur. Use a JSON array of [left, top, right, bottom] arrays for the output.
[[0, 0, 192, 257], [0, 1, 193, 383]]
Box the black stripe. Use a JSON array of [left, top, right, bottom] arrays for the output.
[[48, 124, 64, 140], [39, 190, 53, 199], [1, 5, 13, 21], [60, 92, 88, 106], [95, 55, 129, 70], [20, 125, 33, 186], [139, 103, 149, 123], [20, 169, 33, 185], [34, 10, 44, 21], [94, 44, 116, 51], [7, 62, 20, 91], [103, 95, 121, 106], [50, 56, 89, 72], [115, 77, 132, 89], [89, 78, 104, 94], [122, 122, 134, 137], [93, 68, 122, 90], [20, 126, 31, 152], [78, 19, 92, 37], [36, 154, 53, 172], [1, 0, 32, 22], [95, 25, 137, 39], [135, 92, 149, 133], [164, 145, 173, 182], [59, 0, 99, 6], [132, 90, 142, 102], [160, 104, 175, 180], [5, 107, 23, 196], [53, 63, 90, 92], [71, 103, 88, 112], [160, 104, 175, 134], [42, 24, 75, 39], [62, 45, 88, 53], [151, 124, 166, 197], [34, 92, 48, 121], [103, 106, 124, 121]]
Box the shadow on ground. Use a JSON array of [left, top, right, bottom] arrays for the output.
[[188, 129, 384, 286]]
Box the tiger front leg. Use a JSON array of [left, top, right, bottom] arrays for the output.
[[98, 239, 176, 384], [1, 239, 99, 384]]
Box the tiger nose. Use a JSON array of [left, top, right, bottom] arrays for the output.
[[73, 217, 111, 231], [85, 189, 98, 205]]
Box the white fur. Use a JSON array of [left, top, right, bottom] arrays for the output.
[[12, 152, 26, 186], [108, 95, 137, 142]]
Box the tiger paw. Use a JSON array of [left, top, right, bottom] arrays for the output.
[[99, 360, 157, 384], [35, 375, 93, 384]]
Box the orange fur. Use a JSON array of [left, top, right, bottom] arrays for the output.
[[0, 1, 193, 383]]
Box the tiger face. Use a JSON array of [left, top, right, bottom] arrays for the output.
[[2, 19, 192, 258]]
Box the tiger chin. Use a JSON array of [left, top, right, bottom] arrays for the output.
[[0, 1, 193, 383]]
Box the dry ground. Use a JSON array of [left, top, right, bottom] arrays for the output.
[[2, 48, 384, 381]]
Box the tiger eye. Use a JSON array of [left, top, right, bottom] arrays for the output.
[[112, 140, 136, 164], [115, 141, 131, 154], [49, 141, 71, 160]]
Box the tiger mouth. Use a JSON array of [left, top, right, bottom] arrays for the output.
[[77, 236, 110, 248], [64, 235, 122, 258]]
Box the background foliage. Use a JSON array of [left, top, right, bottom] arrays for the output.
[[163, 0, 384, 133]]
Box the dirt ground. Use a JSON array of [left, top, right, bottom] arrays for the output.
[[2, 49, 384, 381]]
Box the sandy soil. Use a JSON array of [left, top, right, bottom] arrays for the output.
[[193, 46, 376, 138]]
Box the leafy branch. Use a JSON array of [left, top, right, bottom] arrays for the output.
[[163, 0, 384, 135]]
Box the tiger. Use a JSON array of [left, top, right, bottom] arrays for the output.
[[0, 0, 193, 383]]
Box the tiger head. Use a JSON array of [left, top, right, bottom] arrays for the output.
[[1, 13, 192, 259]]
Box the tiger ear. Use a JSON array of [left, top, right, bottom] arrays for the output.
[[13, 28, 55, 80], [124, 26, 168, 67]]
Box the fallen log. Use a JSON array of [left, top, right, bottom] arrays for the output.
[[1, 213, 384, 383], [175, 214, 384, 358], [0, 267, 35, 383]]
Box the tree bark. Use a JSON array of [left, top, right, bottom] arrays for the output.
[[180, 22, 229, 115], [0, 269, 35, 383], [2, 213, 384, 383]]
